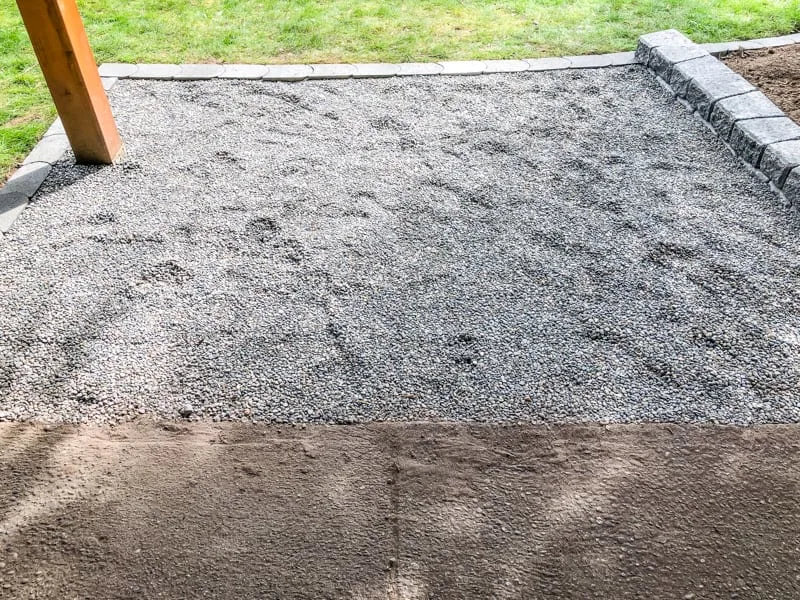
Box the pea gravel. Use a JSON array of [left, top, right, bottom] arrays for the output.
[[2, 66, 800, 425]]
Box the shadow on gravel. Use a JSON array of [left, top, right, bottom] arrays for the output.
[[1, 423, 799, 599]]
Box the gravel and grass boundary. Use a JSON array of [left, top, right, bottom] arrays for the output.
[[5, 31, 800, 233]]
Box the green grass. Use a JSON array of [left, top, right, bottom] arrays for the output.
[[2, 0, 799, 181]]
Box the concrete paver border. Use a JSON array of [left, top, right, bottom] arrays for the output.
[[3, 30, 800, 234], [637, 29, 800, 206]]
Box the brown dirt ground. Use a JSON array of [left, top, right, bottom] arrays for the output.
[[1, 422, 799, 599], [725, 44, 800, 124]]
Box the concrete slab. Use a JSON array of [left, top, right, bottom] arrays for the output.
[[701, 41, 742, 57], [668, 54, 724, 97], [482, 60, 530, 73], [308, 64, 356, 79], [397, 62, 444, 76], [43, 118, 65, 138], [22, 134, 69, 166], [1, 162, 52, 199], [133, 64, 181, 80], [98, 63, 139, 78], [438, 61, 486, 75], [606, 51, 638, 66], [218, 64, 269, 80], [352, 63, 401, 78], [523, 57, 571, 71], [0, 422, 798, 599], [564, 54, 614, 68], [263, 64, 314, 81], [175, 64, 225, 80]]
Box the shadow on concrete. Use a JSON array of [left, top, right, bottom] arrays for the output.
[[1, 422, 799, 598]]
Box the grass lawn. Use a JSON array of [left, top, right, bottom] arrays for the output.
[[2, 0, 799, 182]]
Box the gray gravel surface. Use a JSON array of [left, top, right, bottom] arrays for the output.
[[2, 67, 800, 424]]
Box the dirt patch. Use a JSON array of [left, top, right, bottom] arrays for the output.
[[724, 44, 800, 124], [1, 421, 799, 599]]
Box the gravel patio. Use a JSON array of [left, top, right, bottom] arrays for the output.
[[1, 65, 800, 424]]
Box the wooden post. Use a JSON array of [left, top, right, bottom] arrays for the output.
[[16, 0, 122, 164]]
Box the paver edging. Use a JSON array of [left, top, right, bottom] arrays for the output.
[[637, 30, 800, 206], [0, 78, 120, 233]]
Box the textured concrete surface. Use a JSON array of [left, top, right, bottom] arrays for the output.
[[1, 422, 799, 599], [2, 68, 800, 425]]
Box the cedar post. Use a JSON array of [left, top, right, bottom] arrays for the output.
[[16, 0, 122, 164]]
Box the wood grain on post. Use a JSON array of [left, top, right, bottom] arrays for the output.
[[16, 0, 122, 164]]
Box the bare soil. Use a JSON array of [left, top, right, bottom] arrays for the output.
[[725, 44, 800, 124], [1, 422, 799, 599]]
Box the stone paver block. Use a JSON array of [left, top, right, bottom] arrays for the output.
[[750, 35, 797, 48], [175, 64, 225, 80], [22, 135, 69, 166], [564, 54, 614, 68], [701, 42, 741, 57], [102, 77, 118, 91], [524, 57, 571, 71], [2, 163, 52, 199], [607, 51, 638, 66], [648, 45, 709, 80], [760, 140, 800, 186], [352, 63, 400, 78], [219, 65, 269, 79], [396, 62, 444, 76], [0, 192, 28, 234], [782, 167, 800, 205], [133, 64, 180, 80], [437, 61, 486, 75], [669, 55, 729, 97], [635, 29, 694, 64], [308, 64, 355, 79], [481, 60, 530, 73], [263, 64, 313, 81], [669, 55, 755, 117], [687, 73, 755, 119], [98, 63, 138, 78], [738, 40, 765, 51], [709, 91, 785, 140], [730, 118, 800, 167], [44, 118, 65, 138]]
